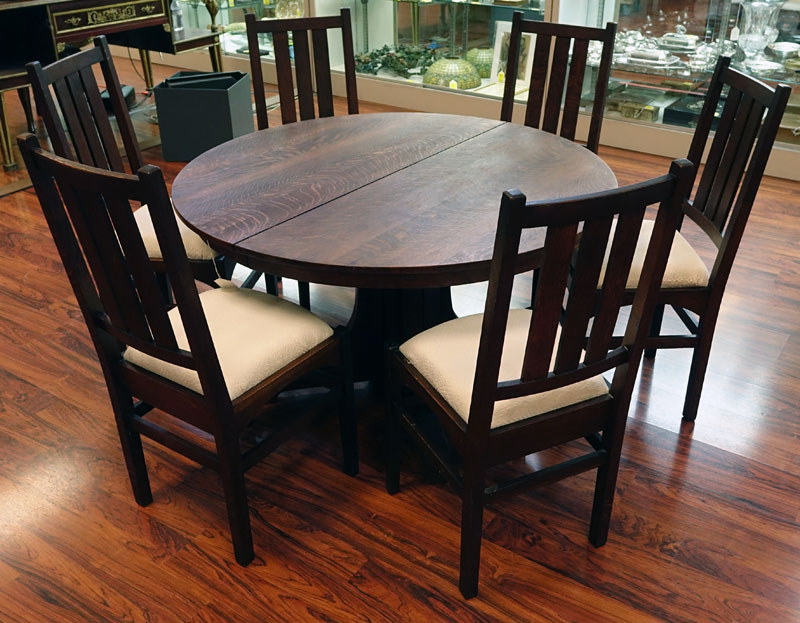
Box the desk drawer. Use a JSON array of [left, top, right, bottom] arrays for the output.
[[50, 0, 166, 38]]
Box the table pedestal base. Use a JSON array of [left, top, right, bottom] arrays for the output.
[[349, 287, 457, 387]]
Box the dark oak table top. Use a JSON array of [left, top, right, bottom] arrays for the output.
[[171, 112, 617, 288]]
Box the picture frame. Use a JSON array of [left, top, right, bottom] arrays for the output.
[[490, 21, 536, 87]]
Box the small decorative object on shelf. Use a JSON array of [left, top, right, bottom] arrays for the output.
[[202, 0, 219, 31], [422, 56, 481, 89], [275, 0, 303, 18], [767, 41, 800, 61], [354, 45, 435, 78], [170, 0, 184, 33], [739, 0, 786, 72], [466, 47, 493, 78]]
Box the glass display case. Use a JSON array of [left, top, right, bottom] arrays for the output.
[[219, 0, 799, 156], [176, 0, 279, 56], [575, 0, 800, 146], [309, 0, 546, 99]]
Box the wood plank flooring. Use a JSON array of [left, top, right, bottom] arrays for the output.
[[0, 58, 798, 622]]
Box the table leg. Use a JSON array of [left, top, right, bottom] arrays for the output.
[[0, 91, 18, 171], [348, 287, 457, 388], [138, 49, 154, 90], [209, 41, 224, 73]]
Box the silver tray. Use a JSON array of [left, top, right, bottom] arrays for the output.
[[657, 35, 699, 53], [615, 53, 684, 68]]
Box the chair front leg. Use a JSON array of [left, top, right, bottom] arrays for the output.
[[459, 465, 486, 599], [215, 427, 255, 566]]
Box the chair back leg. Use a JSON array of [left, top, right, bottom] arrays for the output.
[[644, 303, 666, 359], [113, 401, 153, 507]]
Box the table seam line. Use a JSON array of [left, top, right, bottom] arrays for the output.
[[233, 120, 508, 245]]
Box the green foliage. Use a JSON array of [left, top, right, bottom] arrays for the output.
[[355, 45, 437, 79]]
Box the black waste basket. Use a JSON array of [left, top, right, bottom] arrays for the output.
[[154, 70, 254, 161]]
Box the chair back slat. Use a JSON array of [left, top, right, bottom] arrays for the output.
[[78, 66, 127, 172], [292, 29, 316, 120], [58, 182, 128, 331], [27, 36, 142, 174], [554, 216, 614, 372], [710, 97, 765, 231], [102, 193, 179, 348], [272, 30, 298, 125], [521, 223, 577, 381], [523, 33, 551, 128], [560, 37, 589, 142], [65, 70, 112, 170], [246, 9, 358, 130], [584, 210, 644, 364], [504, 12, 616, 153], [685, 55, 730, 189], [541, 36, 571, 135], [702, 93, 757, 224], [466, 160, 694, 436], [311, 28, 334, 117], [51, 76, 94, 165], [692, 86, 742, 213]]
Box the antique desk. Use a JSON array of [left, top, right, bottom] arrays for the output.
[[0, 0, 220, 169], [171, 112, 618, 381]]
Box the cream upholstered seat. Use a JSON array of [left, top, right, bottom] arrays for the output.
[[124, 285, 333, 399], [134, 205, 218, 261], [399, 309, 609, 429], [599, 219, 709, 289]]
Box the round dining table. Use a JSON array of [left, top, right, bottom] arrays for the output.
[[171, 112, 617, 382]]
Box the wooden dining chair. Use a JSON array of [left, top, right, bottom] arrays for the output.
[[610, 56, 791, 421], [26, 36, 235, 293], [245, 9, 358, 309], [501, 11, 616, 153], [245, 9, 358, 131], [19, 133, 357, 566], [386, 158, 694, 598]]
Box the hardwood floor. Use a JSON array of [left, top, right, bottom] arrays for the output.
[[0, 58, 799, 622]]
